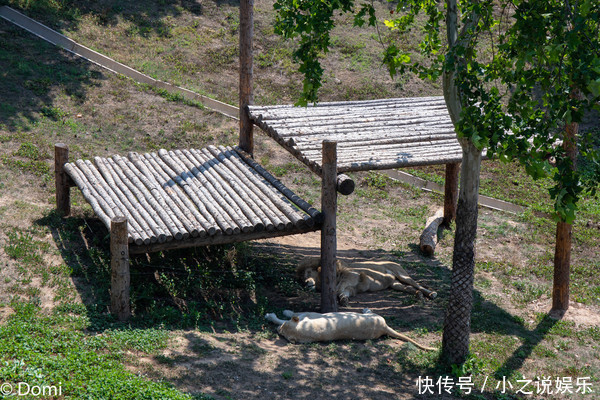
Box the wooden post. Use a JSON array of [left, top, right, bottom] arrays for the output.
[[110, 216, 130, 321], [55, 143, 71, 216], [443, 162, 460, 225], [552, 221, 571, 314], [239, 0, 254, 154], [320, 141, 338, 313], [551, 112, 579, 315], [336, 174, 355, 196]]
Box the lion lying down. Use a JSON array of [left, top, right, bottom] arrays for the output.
[[265, 309, 435, 351], [297, 257, 437, 306]]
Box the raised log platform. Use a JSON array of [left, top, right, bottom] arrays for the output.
[[249, 97, 464, 174], [55, 143, 325, 320]]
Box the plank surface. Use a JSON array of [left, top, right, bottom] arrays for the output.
[[249, 96, 469, 173], [65, 146, 322, 249]]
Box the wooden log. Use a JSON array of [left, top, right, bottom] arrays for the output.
[[130, 223, 320, 255], [208, 146, 302, 229], [212, 146, 308, 228], [105, 158, 169, 243], [261, 113, 450, 130], [336, 174, 355, 196], [102, 158, 164, 243], [444, 163, 460, 225], [112, 156, 178, 241], [239, 0, 254, 154], [250, 96, 445, 112], [174, 149, 256, 233], [128, 152, 205, 238], [234, 146, 323, 223], [95, 157, 153, 245], [114, 154, 189, 241], [299, 139, 461, 157], [250, 99, 448, 120], [154, 150, 238, 235], [63, 164, 115, 234], [80, 159, 146, 246], [552, 112, 579, 314], [552, 220, 572, 313], [192, 148, 283, 231], [320, 140, 338, 313], [336, 153, 466, 173], [142, 153, 219, 236], [161, 149, 246, 234], [110, 216, 130, 321], [54, 143, 71, 216], [287, 132, 457, 149], [420, 208, 444, 256]]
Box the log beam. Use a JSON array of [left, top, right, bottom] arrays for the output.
[[320, 141, 338, 313], [443, 162, 460, 225], [110, 216, 131, 321], [420, 208, 444, 256], [55, 143, 72, 216], [239, 0, 254, 154]]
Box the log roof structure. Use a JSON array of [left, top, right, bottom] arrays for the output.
[[249, 96, 463, 175], [61, 145, 321, 255]]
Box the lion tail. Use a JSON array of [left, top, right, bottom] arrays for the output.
[[384, 326, 436, 351]]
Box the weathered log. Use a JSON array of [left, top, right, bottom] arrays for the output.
[[63, 164, 116, 236], [105, 157, 169, 243], [193, 148, 285, 231], [81, 159, 146, 246], [234, 146, 323, 223], [142, 153, 219, 236], [444, 163, 460, 225], [420, 208, 444, 256], [320, 140, 338, 313], [159, 149, 246, 234], [148, 152, 235, 235], [112, 156, 177, 242], [95, 157, 154, 245], [336, 174, 355, 196], [54, 143, 72, 216], [239, 0, 254, 154], [213, 146, 308, 228], [175, 149, 256, 233], [128, 152, 203, 238], [110, 216, 130, 321]]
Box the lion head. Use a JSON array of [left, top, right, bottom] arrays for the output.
[[296, 257, 347, 291]]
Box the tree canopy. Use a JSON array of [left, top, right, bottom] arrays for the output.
[[274, 0, 600, 223]]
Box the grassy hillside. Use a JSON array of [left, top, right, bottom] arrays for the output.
[[0, 1, 599, 399]]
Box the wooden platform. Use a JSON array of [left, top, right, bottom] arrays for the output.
[[249, 96, 463, 174], [61, 145, 322, 254]]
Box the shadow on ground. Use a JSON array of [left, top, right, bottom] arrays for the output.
[[36, 209, 558, 399]]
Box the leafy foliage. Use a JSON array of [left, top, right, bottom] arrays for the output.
[[273, 0, 600, 223]]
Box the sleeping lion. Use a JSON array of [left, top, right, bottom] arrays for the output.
[[296, 257, 436, 306], [265, 308, 436, 351]]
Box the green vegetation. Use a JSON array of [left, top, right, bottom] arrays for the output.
[[0, 0, 598, 398]]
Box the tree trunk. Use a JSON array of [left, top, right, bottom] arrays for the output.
[[441, 141, 481, 366], [440, 0, 483, 366]]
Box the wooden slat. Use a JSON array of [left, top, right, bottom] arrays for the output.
[[66, 146, 323, 251], [105, 157, 170, 243], [248, 96, 469, 172]]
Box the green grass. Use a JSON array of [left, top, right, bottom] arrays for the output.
[[0, 1, 598, 398], [0, 301, 190, 399]]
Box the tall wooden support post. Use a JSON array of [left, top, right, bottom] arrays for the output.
[[551, 116, 579, 315], [239, 0, 254, 155], [110, 216, 131, 321], [320, 141, 338, 313], [443, 162, 460, 226], [55, 143, 71, 216]]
